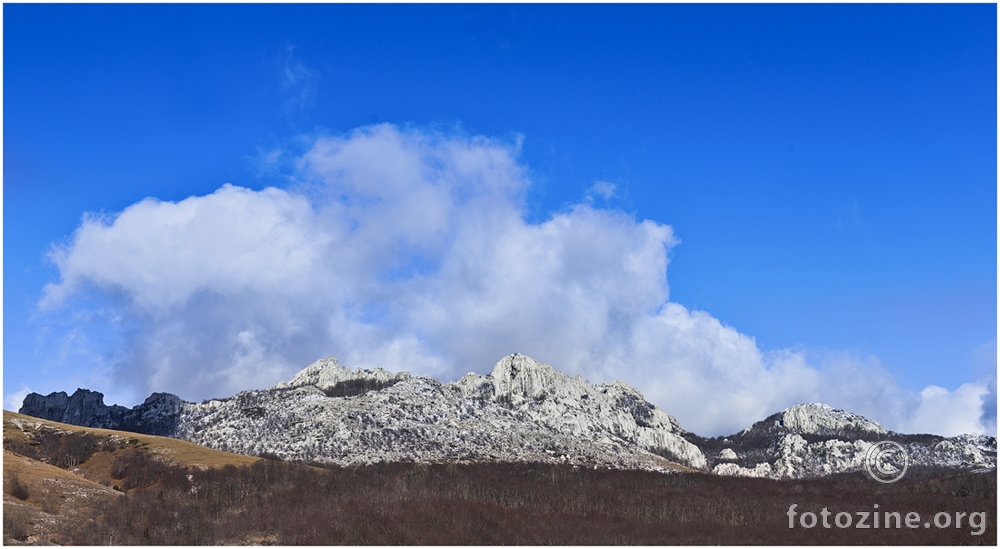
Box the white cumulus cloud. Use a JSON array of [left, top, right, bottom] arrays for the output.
[[900, 382, 994, 437], [5, 385, 33, 412], [37, 124, 996, 437]]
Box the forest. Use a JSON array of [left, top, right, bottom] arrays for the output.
[[4, 429, 995, 545]]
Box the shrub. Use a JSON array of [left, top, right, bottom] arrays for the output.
[[8, 473, 29, 501], [3, 512, 30, 542]]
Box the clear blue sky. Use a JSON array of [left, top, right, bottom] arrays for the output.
[[4, 4, 996, 435]]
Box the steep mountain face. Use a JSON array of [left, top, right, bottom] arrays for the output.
[[19, 389, 183, 436], [18, 355, 997, 479]]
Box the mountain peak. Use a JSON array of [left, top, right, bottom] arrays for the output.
[[488, 353, 583, 402], [773, 402, 887, 436], [274, 357, 411, 394]]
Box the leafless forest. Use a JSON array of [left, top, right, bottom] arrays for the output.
[[4, 429, 995, 545]]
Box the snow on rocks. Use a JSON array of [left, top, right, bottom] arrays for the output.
[[706, 404, 995, 480], [18, 354, 996, 479], [273, 357, 412, 394], [777, 403, 887, 436], [713, 461, 774, 478], [174, 354, 706, 471], [718, 448, 738, 461], [454, 354, 706, 469]]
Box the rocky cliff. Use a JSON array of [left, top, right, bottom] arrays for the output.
[[19, 389, 183, 436]]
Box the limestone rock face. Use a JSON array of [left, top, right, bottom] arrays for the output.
[[454, 354, 706, 469], [274, 357, 412, 396], [131, 393, 187, 435], [19, 390, 71, 422], [776, 403, 887, 436], [20, 389, 124, 428], [176, 354, 705, 471]]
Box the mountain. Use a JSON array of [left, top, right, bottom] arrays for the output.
[[18, 354, 996, 479], [693, 403, 996, 478]]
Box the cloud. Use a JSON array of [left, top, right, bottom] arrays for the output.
[[5, 385, 32, 412], [972, 339, 997, 433], [899, 382, 994, 437], [587, 180, 615, 201], [280, 44, 318, 111], [43, 185, 328, 312], [980, 378, 997, 434], [38, 124, 996, 437]]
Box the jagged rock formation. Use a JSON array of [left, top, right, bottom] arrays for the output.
[[19, 389, 182, 436], [20, 355, 704, 471], [177, 354, 703, 471], [17, 356, 997, 479], [452, 355, 705, 468], [697, 403, 996, 479]]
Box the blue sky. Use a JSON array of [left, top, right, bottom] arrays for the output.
[[4, 4, 996, 436]]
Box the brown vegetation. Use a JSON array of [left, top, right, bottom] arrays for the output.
[[3, 450, 122, 544], [3, 411, 259, 469], [3, 410, 995, 545], [65, 458, 999, 545], [3, 410, 257, 544]]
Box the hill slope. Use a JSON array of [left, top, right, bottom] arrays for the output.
[[3, 411, 260, 544]]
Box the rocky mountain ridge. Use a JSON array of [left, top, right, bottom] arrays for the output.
[[19, 354, 997, 479], [695, 403, 995, 478], [19, 389, 183, 436]]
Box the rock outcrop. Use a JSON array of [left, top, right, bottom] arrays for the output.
[[770, 403, 887, 437], [19, 389, 183, 436], [453, 354, 704, 468]]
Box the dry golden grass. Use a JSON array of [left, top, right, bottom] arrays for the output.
[[4, 410, 259, 469], [4, 450, 121, 544], [3, 410, 260, 544]]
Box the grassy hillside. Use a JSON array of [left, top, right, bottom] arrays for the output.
[[4, 411, 259, 470], [3, 410, 259, 544], [4, 449, 121, 544], [3, 410, 996, 545]]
